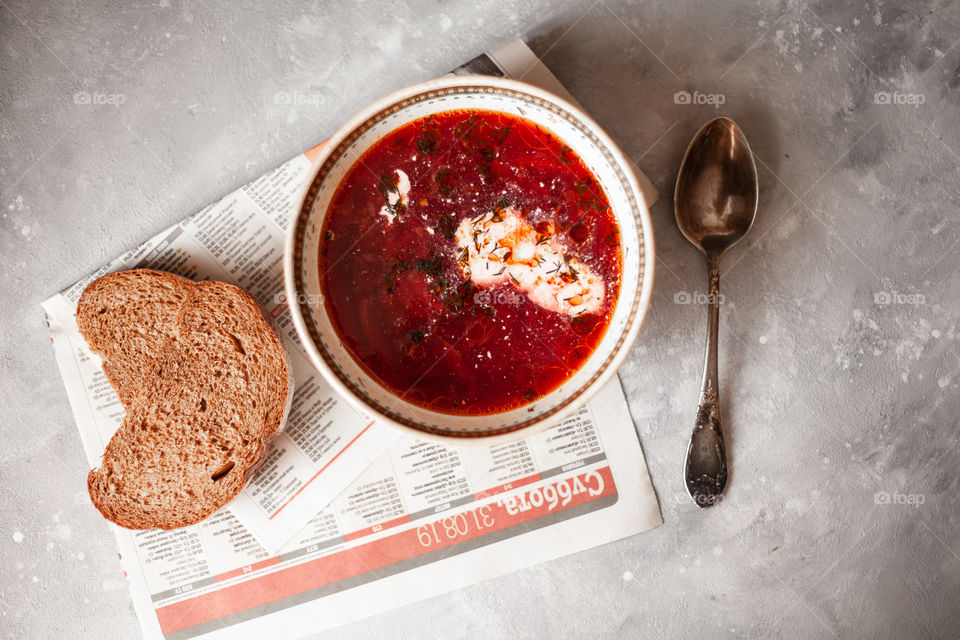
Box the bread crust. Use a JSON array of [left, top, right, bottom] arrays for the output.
[[80, 271, 290, 530]]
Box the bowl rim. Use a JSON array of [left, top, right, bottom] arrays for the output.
[[284, 74, 656, 445]]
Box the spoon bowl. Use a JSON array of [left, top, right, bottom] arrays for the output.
[[675, 117, 758, 258], [674, 117, 758, 507]]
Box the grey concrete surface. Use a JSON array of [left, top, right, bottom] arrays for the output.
[[3, 0, 959, 638]]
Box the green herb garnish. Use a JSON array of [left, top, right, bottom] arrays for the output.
[[415, 251, 444, 277], [435, 167, 458, 199], [417, 116, 441, 155], [491, 196, 510, 221], [381, 258, 412, 293], [437, 213, 457, 240]]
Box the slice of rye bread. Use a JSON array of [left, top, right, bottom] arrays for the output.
[[84, 277, 290, 529], [76, 269, 194, 406]]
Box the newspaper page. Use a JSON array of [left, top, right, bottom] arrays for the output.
[[42, 37, 662, 638], [110, 379, 659, 640]]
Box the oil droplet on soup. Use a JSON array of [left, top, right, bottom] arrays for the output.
[[320, 109, 622, 415]]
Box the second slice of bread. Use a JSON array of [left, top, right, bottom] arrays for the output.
[[85, 277, 290, 529]]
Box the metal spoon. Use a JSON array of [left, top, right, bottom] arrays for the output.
[[674, 117, 758, 508]]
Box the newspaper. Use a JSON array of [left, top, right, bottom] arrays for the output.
[[42, 38, 662, 639]]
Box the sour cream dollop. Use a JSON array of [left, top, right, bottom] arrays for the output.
[[454, 206, 604, 316], [378, 169, 410, 225]]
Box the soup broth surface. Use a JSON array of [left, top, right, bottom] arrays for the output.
[[320, 109, 622, 415]]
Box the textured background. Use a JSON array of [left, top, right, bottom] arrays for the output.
[[3, 0, 960, 638]]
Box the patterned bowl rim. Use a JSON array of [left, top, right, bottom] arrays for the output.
[[285, 75, 655, 445]]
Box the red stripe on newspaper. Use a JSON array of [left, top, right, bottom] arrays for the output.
[[473, 472, 541, 501], [156, 466, 616, 636], [269, 421, 375, 519], [342, 514, 412, 542], [215, 557, 282, 583]]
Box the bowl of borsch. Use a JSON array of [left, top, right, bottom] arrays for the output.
[[285, 75, 654, 442]]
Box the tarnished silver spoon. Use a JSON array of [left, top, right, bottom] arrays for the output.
[[674, 117, 758, 508]]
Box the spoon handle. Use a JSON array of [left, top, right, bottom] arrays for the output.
[[684, 256, 728, 507]]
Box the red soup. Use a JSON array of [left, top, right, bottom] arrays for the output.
[[320, 109, 622, 415]]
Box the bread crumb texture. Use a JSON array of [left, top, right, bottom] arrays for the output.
[[77, 270, 193, 405], [79, 271, 289, 529]]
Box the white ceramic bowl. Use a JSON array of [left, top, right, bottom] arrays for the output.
[[285, 75, 654, 443]]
